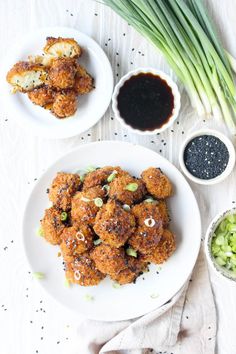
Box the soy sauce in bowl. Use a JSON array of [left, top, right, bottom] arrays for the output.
[[117, 73, 174, 131]]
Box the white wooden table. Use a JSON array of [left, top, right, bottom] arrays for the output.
[[0, 1, 235, 353]]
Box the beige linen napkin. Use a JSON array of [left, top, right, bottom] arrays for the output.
[[77, 246, 216, 354]]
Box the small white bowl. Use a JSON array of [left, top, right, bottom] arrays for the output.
[[112, 68, 181, 135], [179, 129, 235, 185], [205, 207, 236, 282]]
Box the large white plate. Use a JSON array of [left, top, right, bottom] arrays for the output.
[[22, 141, 201, 321], [2, 27, 113, 139]]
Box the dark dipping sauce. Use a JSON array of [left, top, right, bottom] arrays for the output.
[[117, 73, 174, 131], [184, 135, 229, 180]]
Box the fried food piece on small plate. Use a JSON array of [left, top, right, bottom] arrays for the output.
[[48, 58, 77, 90], [93, 199, 136, 248], [6, 61, 47, 93], [141, 167, 172, 199], [44, 37, 82, 58], [90, 243, 127, 275], [71, 186, 106, 226], [41, 207, 65, 245], [49, 172, 81, 211], [74, 64, 94, 95], [60, 225, 94, 261], [52, 90, 77, 118], [83, 166, 127, 190], [108, 174, 146, 206], [141, 229, 176, 264], [28, 86, 55, 108], [65, 253, 105, 286]]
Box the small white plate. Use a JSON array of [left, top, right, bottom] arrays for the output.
[[22, 141, 201, 321], [2, 27, 113, 139]]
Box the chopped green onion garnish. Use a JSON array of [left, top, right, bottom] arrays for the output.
[[125, 183, 138, 192], [123, 204, 131, 211], [93, 239, 102, 246], [150, 292, 159, 299], [112, 282, 121, 289], [64, 278, 71, 287], [107, 170, 118, 183], [84, 294, 94, 301], [94, 198, 103, 207], [102, 184, 110, 192], [80, 174, 85, 182], [126, 247, 137, 258], [85, 166, 96, 173], [37, 227, 44, 237], [61, 212, 68, 221], [145, 198, 154, 203], [32, 272, 45, 280]]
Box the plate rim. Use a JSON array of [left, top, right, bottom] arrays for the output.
[[22, 140, 202, 321], [1, 26, 114, 139]]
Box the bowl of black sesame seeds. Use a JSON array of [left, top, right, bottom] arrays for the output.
[[179, 129, 235, 185]]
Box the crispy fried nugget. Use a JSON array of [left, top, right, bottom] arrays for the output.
[[71, 186, 106, 226], [141, 167, 172, 199], [65, 253, 105, 286], [48, 58, 77, 90], [28, 86, 55, 108], [128, 202, 164, 254], [90, 243, 127, 275], [141, 229, 176, 264], [41, 207, 65, 245], [93, 200, 136, 248], [52, 90, 77, 118], [6, 61, 47, 92], [60, 225, 93, 260], [108, 175, 146, 206], [83, 166, 128, 190], [74, 65, 94, 95], [49, 172, 81, 211], [110, 255, 148, 285], [44, 37, 82, 58]]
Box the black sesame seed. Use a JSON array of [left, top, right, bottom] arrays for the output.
[[184, 135, 229, 180]]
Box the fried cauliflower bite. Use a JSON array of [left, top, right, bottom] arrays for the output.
[[108, 175, 146, 206], [52, 90, 77, 118], [71, 186, 106, 226], [48, 58, 77, 90], [90, 243, 127, 275], [49, 172, 81, 211], [60, 225, 94, 261], [44, 37, 82, 58], [6, 61, 47, 92], [93, 200, 136, 248], [128, 202, 164, 254], [74, 65, 94, 95], [110, 255, 148, 285], [41, 207, 65, 245], [27, 86, 55, 108], [65, 253, 105, 286], [141, 167, 172, 199], [83, 166, 128, 190], [141, 229, 176, 264]]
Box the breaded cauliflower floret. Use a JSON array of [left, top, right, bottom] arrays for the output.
[[141, 229, 176, 264], [6, 61, 47, 92], [141, 167, 172, 199], [128, 202, 164, 254], [60, 225, 93, 260], [93, 200, 136, 248], [52, 90, 77, 118], [108, 175, 146, 206], [28, 86, 55, 108], [44, 37, 82, 58], [41, 207, 65, 245], [110, 255, 148, 285], [48, 58, 77, 90], [49, 172, 81, 211], [74, 65, 94, 95], [90, 243, 127, 275], [71, 186, 106, 226], [65, 253, 105, 286], [83, 166, 128, 190]]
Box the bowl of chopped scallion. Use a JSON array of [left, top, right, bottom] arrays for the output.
[[205, 208, 236, 281]]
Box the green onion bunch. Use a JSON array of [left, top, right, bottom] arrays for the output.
[[102, 0, 236, 133]]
